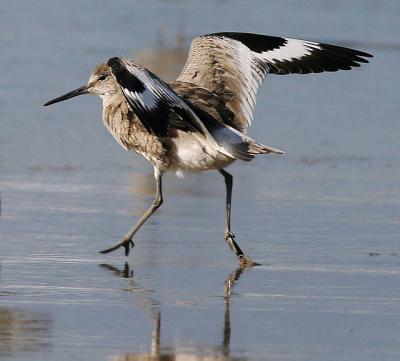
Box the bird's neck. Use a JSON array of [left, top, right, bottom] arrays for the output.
[[101, 93, 125, 110], [101, 94, 132, 134]]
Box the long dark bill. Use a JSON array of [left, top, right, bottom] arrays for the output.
[[44, 85, 89, 106]]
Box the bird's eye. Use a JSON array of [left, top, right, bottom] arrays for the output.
[[98, 74, 108, 81]]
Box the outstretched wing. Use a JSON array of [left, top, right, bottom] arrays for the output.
[[177, 32, 373, 131], [107, 57, 209, 138]]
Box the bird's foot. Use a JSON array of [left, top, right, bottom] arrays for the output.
[[238, 255, 262, 269], [99, 238, 135, 256], [225, 231, 261, 268], [122, 239, 135, 256]]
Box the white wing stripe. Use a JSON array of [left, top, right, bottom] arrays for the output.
[[258, 38, 318, 63]]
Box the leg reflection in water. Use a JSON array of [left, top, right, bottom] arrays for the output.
[[100, 263, 251, 361]]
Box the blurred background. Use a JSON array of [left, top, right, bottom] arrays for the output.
[[0, 1, 399, 361]]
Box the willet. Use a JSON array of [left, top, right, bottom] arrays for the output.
[[44, 32, 372, 265]]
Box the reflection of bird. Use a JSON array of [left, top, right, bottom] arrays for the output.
[[44, 32, 372, 264], [101, 262, 249, 361]]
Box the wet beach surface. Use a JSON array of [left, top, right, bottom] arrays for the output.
[[1, 1, 400, 360]]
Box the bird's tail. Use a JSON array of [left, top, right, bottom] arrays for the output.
[[247, 138, 285, 156], [206, 122, 284, 161]]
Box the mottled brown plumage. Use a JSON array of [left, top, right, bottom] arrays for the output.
[[171, 81, 237, 129], [103, 98, 171, 170], [44, 32, 371, 265]]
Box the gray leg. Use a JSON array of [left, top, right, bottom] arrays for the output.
[[100, 168, 163, 256], [219, 169, 245, 261]]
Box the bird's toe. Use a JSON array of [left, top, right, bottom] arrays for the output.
[[239, 255, 261, 268]]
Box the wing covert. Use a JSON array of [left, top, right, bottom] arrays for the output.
[[177, 32, 372, 131], [107, 57, 208, 137]]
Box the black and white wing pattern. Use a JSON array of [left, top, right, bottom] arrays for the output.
[[177, 32, 373, 131], [107, 57, 209, 138], [107, 57, 282, 161]]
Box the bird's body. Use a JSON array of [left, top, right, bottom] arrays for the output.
[[101, 80, 238, 174], [44, 32, 372, 265]]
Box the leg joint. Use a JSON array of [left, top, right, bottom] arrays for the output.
[[220, 169, 233, 186], [153, 196, 163, 209]]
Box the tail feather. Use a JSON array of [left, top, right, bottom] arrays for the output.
[[248, 140, 285, 155], [189, 101, 284, 160], [205, 122, 284, 161]]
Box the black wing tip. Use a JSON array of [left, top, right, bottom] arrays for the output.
[[359, 51, 373, 58], [206, 32, 373, 62], [321, 43, 373, 62]]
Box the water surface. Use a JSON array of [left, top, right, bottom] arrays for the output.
[[1, 1, 399, 360]]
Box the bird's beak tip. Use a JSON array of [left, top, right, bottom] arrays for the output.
[[43, 85, 89, 107]]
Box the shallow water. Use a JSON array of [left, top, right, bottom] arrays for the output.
[[1, 1, 400, 360]]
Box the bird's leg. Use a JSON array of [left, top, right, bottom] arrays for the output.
[[219, 170, 259, 267], [100, 169, 163, 256], [219, 169, 246, 262]]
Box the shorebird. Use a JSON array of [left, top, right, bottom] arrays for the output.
[[44, 32, 372, 265]]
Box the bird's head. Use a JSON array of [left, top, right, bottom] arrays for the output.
[[44, 62, 119, 106]]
